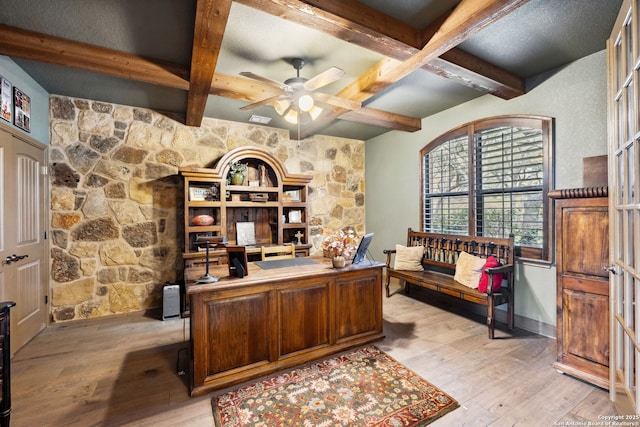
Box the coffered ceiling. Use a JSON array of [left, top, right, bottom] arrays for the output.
[[0, 0, 622, 141]]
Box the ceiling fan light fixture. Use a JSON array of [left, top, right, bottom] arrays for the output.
[[274, 99, 290, 115], [240, 57, 353, 127], [309, 105, 323, 120], [284, 108, 298, 124], [297, 94, 314, 112]]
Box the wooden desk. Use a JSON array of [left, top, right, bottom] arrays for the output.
[[187, 258, 384, 396]]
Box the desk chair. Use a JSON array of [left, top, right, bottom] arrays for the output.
[[261, 244, 295, 261]]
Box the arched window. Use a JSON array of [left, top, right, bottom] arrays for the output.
[[421, 115, 554, 262]]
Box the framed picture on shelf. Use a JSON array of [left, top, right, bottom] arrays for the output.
[[0, 77, 12, 123], [236, 222, 256, 246], [189, 187, 209, 201], [284, 189, 301, 202], [13, 87, 30, 132], [288, 210, 302, 223]]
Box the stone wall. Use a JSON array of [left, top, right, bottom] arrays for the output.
[[48, 95, 366, 322]]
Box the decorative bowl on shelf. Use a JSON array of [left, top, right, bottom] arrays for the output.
[[191, 215, 215, 226]]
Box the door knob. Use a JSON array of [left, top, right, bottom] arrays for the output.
[[604, 265, 618, 275], [3, 254, 28, 265]]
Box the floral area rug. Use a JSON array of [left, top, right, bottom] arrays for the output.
[[211, 346, 459, 427]]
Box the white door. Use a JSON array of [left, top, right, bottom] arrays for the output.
[[607, 0, 640, 414], [0, 127, 47, 354]]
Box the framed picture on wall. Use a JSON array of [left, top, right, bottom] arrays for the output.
[[0, 77, 11, 123], [13, 87, 31, 132]]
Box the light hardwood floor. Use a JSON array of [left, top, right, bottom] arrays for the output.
[[10, 282, 619, 426]]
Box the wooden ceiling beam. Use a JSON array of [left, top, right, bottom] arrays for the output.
[[234, 0, 418, 57], [0, 24, 190, 90], [294, 105, 422, 138], [338, 108, 421, 133], [336, 58, 400, 103], [435, 50, 525, 99], [371, 0, 530, 95], [297, 0, 528, 138], [236, 0, 525, 99], [209, 74, 284, 102], [418, 6, 456, 48], [412, 4, 524, 97], [186, 0, 232, 127], [0, 23, 418, 134]]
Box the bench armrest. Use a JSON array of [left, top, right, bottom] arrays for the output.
[[483, 264, 513, 275], [383, 249, 396, 268], [483, 263, 513, 295]]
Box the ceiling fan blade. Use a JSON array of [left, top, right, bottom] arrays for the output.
[[313, 92, 361, 111], [239, 72, 289, 92], [240, 95, 286, 111], [303, 67, 347, 91]]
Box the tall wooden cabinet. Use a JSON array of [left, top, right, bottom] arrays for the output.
[[0, 301, 15, 427], [550, 187, 609, 389], [179, 147, 312, 266]]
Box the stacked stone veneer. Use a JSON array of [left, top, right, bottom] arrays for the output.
[[49, 95, 366, 322]]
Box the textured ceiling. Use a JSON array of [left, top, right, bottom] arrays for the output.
[[0, 0, 623, 141]]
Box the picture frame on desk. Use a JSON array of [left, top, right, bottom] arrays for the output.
[[226, 245, 248, 278]]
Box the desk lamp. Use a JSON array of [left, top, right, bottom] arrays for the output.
[[195, 236, 228, 284]]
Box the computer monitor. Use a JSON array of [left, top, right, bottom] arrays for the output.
[[352, 233, 374, 264]]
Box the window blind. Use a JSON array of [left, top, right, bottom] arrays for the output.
[[421, 116, 552, 260]]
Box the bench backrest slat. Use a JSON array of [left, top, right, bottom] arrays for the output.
[[406, 228, 514, 271]]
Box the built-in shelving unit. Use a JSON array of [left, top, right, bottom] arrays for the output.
[[179, 147, 312, 266]]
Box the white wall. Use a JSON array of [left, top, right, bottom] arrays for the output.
[[0, 56, 49, 144], [365, 50, 608, 334]]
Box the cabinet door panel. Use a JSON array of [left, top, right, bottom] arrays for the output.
[[279, 284, 330, 356], [335, 273, 382, 341], [206, 293, 270, 374], [562, 208, 609, 279], [562, 275, 609, 296], [563, 289, 609, 367]]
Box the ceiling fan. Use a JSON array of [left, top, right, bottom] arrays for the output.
[[239, 58, 361, 125]]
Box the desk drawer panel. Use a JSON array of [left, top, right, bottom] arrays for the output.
[[335, 271, 382, 341], [279, 284, 330, 356], [205, 293, 270, 375]]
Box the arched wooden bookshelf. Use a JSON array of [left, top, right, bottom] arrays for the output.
[[179, 147, 312, 267]]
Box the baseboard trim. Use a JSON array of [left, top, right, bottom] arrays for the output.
[[495, 309, 555, 338], [396, 282, 556, 338]]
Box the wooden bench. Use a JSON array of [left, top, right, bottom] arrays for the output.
[[383, 228, 515, 339]]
